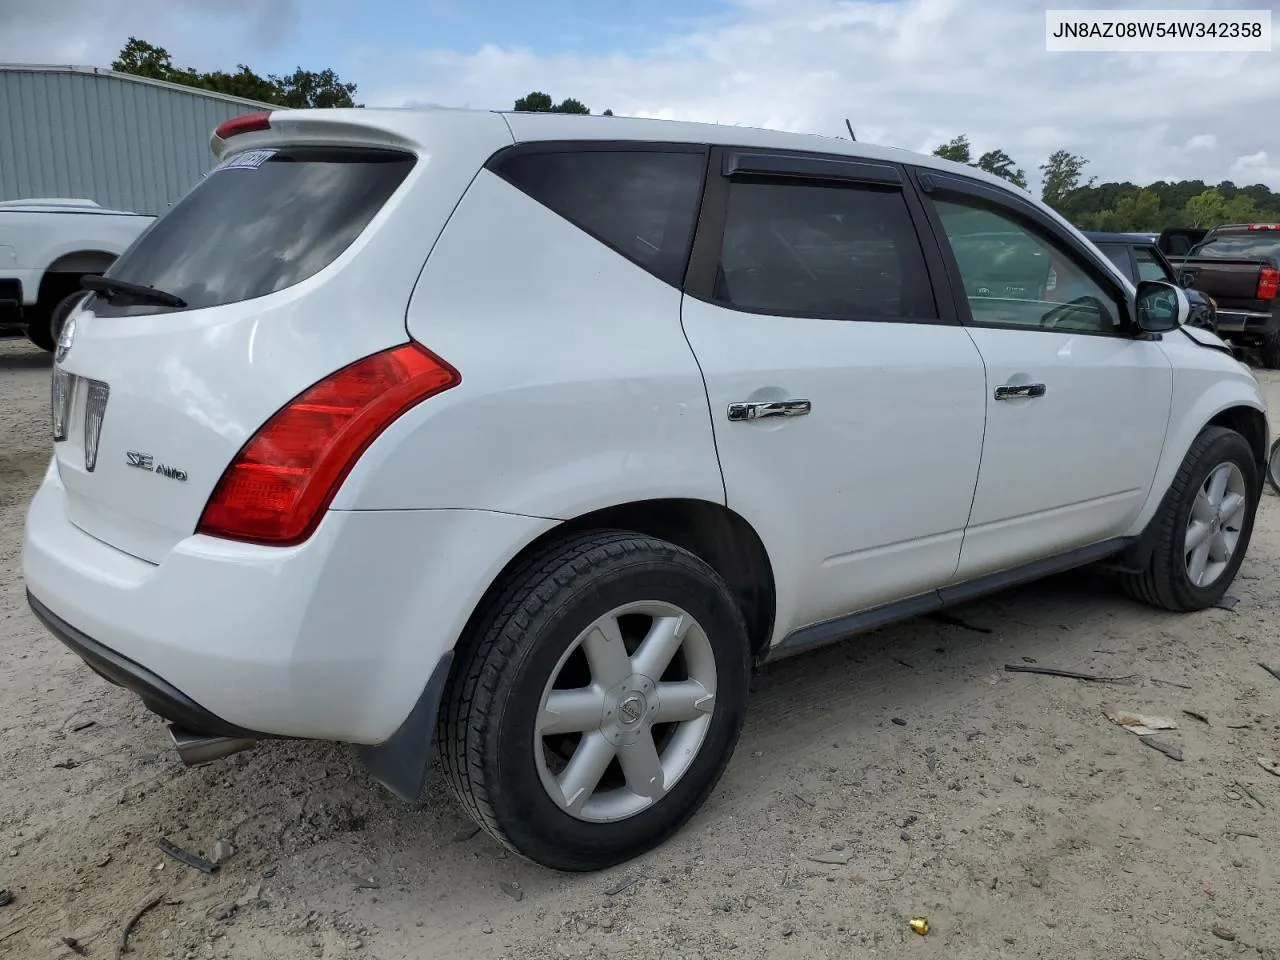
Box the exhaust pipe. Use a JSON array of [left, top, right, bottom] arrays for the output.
[[169, 725, 257, 767]]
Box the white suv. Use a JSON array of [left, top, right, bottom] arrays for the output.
[[23, 108, 1268, 872]]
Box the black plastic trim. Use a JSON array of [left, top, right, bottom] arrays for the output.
[[27, 590, 268, 740], [722, 151, 902, 185], [767, 537, 1130, 662], [356, 651, 454, 804]]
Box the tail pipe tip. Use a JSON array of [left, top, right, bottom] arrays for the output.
[[168, 724, 258, 767]]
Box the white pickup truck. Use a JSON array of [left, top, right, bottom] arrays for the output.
[[0, 199, 154, 351]]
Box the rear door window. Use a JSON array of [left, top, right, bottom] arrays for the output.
[[1133, 246, 1172, 282], [490, 148, 706, 287], [91, 146, 416, 316], [1094, 243, 1133, 279], [711, 180, 937, 320]]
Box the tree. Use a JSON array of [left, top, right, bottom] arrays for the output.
[[975, 149, 1028, 189], [1110, 188, 1162, 231], [932, 135, 972, 165], [1040, 150, 1093, 211], [111, 37, 358, 108], [513, 91, 596, 114], [1182, 189, 1228, 228], [1223, 192, 1259, 224]]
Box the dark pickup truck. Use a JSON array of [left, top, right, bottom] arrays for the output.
[[1085, 231, 1218, 333], [1161, 224, 1280, 368]]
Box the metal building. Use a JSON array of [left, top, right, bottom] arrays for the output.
[[0, 64, 272, 215]]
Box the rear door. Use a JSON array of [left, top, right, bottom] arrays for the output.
[[915, 172, 1173, 579], [680, 148, 988, 636]]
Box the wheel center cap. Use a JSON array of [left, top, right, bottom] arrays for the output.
[[618, 693, 647, 726]]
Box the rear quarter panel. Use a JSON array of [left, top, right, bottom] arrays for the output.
[[336, 168, 726, 517]]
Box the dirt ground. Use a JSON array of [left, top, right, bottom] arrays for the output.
[[1, 334, 1278, 960]]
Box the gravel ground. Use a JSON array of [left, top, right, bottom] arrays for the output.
[[1, 335, 1278, 960]]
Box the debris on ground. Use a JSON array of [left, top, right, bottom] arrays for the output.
[[1237, 782, 1267, 807], [354, 876, 380, 890], [809, 850, 855, 865], [909, 917, 930, 935], [452, 825, 480, 842], [1210, 924, 1236, 941], [1005, 664, 1136, 683], [500, 880, 523, 902], [0, 890, 11, 907], [61, 936, 87, 955], [115, 894, 163, 958], [1258, 758, 1280, 778], [70, 720, 96, 732], [1103, 706, 1179, 736], [1214, 595, 1239, 611], [212, 840, 235, 865], [1258, 662, 1280, 683], [156, 838, 217, 875], [1182, 710, 1210, 725], [1142, 737, 1184, 762], [891, 717, 907, 726], [52, 759, 79, 770], [604, 875, 640, 896]]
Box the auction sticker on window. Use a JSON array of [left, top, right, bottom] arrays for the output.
[[214, 149, 278, 172]]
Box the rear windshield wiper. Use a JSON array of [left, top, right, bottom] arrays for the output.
[[82, 275, 187, 308]]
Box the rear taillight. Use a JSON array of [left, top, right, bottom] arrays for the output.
[[1246, 224, 1280, 231], [1258, 267, 1279, 300], [197, 343, 460, 546], [214, 112, 272, 140]]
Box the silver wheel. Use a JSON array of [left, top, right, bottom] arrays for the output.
[[1184, 461, 1248, 587], [534, 601, 717, 823]]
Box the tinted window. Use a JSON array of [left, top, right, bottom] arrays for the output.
[[495, 150, 705, 287], [1095, 243, 1132, 277], [1134, 246, 1172, 282], [934, 198, 1122, 334], [712, 181, 936, 320], [92, 146, 415, 317], [1193, 234, 1280, 260]]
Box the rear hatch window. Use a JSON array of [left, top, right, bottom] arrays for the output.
[[1193, 234, 1280, 260], [91, 146, 416, 317]]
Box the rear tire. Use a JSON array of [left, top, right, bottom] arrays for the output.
[[438, 530, 751, 871], [1119, 427, 1258, 611], [1261, 329, 1280, 370], [24, 310, 54, 352]]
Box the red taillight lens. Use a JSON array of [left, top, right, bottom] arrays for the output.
[[214, 112, 272, 140], [1246, 224, 1280, 231], [1258, 267, 1279, 300], [197, 343, 460, 545]]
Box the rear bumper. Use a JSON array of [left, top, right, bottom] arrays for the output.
[[27, 590, 262, 739], [23, 461, 556, 743], [1216, 310, 1274, 336]]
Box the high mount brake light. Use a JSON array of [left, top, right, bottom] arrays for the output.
[[197, 343, 460, 546], [1258, 267, 1279, 301], [214, 112, 272, 140]]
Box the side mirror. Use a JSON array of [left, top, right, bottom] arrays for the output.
[[1134, 280, 1188, 333]]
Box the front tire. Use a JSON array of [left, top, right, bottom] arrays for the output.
[[438, 530, 751, 871], [24, 309, 54, 352], [1119, 426, 1259, 611]]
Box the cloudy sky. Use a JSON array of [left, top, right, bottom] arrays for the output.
[[3, 0, 1278, 191]]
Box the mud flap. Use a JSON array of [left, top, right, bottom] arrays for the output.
[[356, 652, 454, 805]]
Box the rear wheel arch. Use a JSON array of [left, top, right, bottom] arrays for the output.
[[459, 498, 777, 664]]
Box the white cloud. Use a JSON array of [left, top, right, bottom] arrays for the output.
[[3, 0, 1277, 191], [1233, 150, 1280, 186], [352, 0, 1280, 191]]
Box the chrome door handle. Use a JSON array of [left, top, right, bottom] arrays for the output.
[[727, 399, 811, 422], [994, 383, 1046, 401]]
